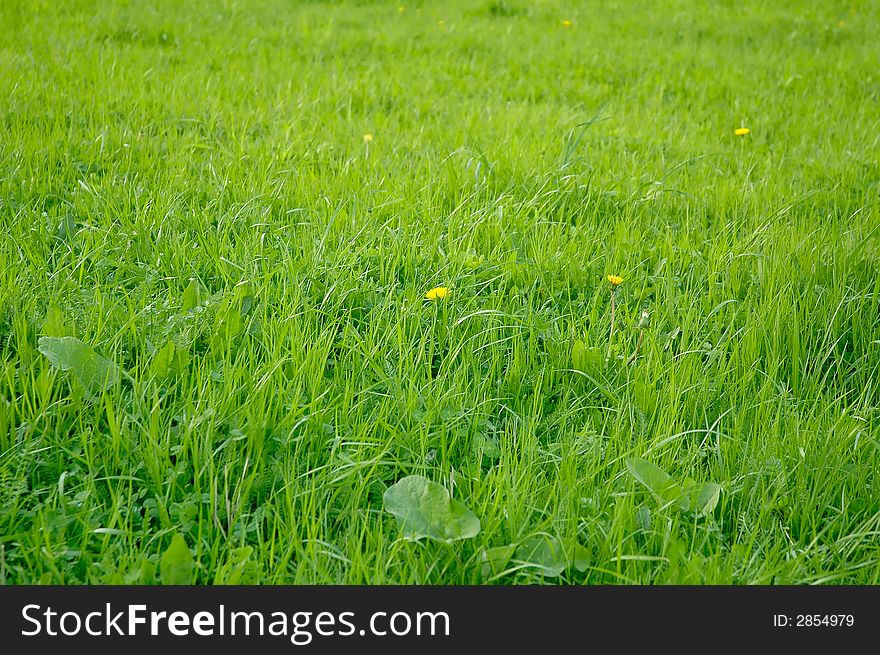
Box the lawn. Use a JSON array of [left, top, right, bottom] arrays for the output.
[[1, 0, 878, 584]]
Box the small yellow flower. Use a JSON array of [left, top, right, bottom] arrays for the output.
[[437, 19, 445, 27], [398, 6, 405, 14], [425, 286, 451, 300], [734, 127, 751, 136], [562, 20, 573, 28], [363, 133, 373, 143], [607, 274, 623, 286]]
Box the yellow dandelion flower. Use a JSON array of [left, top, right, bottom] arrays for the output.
[[607, 274, 623, 286], [734, 127, 751, 136], [363, 133, 373, 143], [399, 6, 405, 14], [562, 20, 573, 28], [425, 286, 451, 300]]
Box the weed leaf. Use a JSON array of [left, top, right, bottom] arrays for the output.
[[480, 544, 517, 578], [687, 482, 721, 517], [38, 336, 119, 397], [181, 279, 202, 312], [214, 546, 256, 584], [41, 305, 71, 338], [626, 457, 689, 511], [150, 340, 189, 379], [515, 535, 567, 577], [627, 458, 721, 516], [565, 539, 591, 572], [572, 339, 603, 373], [383, 475, 480, 542], [160, 534, 195, 585]]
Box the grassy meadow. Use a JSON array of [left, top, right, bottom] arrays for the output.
[[1, 0, 879, 584]]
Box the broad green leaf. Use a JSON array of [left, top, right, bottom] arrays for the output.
[[628, 459, 721, 517], [688, 482, 721, 517], [150, 340, 190, 379], [41, 306, 70, 338], [140, 558, 157, 585], [210, 289, 251, 351], [626, 457, 689, 511], [632, 375, 658, 415], [234, 281, 255, 316], [125, 557, 156, 585], [572, 339, 586, 368], [383, 475, 480, 542], [569, 342, 616, 402], [515, 535, 566, 577], [160, 534, 195, 585], [572, 339, 603, 373], [472, 432, 501, 463], [636, 505, 652, 530], [214, 546, 256, 585], [181, 279, 202, 312], [563, 539, 590, 572], [150, 340, 176, 378], [38, 336, 119, 397], [480, 544, 517, 578]]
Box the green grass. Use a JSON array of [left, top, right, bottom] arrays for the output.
[[1, 0, 879, 584]]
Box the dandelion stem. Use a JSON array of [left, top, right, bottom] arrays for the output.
[[607, 289, 616, 360], [626, 329, 644, 366]]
